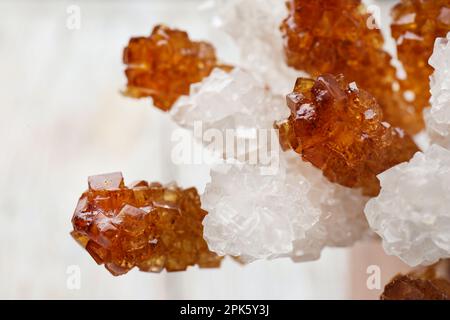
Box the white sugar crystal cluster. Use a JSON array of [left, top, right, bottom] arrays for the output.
[[425, 33, 450, 148], [201, 158, 321, 262], [202, 151, 369, 263], [172, 68, 288, 131], [365, 144, 450, 266], [171, 68, 288, 159], [365, 34, 450, 267], [214, 0, 300, 95]]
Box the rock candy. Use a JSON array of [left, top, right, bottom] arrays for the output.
[[71, 172, 222, 275], [382, 259, 450, 300], [276, 74, 419, 196], [425, 33, 450, 148], [365, 145, 450, 267], [392, 0, 450, 120], [281, 0, 422, 133]]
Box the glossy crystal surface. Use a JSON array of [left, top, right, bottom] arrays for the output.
[[277, 74, 419, 196]]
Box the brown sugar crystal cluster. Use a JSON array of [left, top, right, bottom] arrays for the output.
[[123, 25, 220, 111], [71, 172, 222, 275], [280, 0, 422, 133], [391, 0, 450, 117], [382, 260, 450, 300], [276, 74, 419, 196]]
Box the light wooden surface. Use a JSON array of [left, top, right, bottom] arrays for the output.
[[0, 0, 405, 299]]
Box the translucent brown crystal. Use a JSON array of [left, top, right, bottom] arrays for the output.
[[276, 74, 419, 196], [71, 172, 222, 275], [280, 0, 422, 133], [123, 25, 220, 111], [382, 260, 450, 300], [391, 0, 450, 118]]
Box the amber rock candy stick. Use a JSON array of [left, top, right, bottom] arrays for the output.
[[71, 172, 222, 275], [280, 0, 423, 133], [276, 74, 419, 197], [123, 25, 231, 111]]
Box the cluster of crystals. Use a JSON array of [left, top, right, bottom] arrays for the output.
[[172, 65, 369, 262], [280, 0, 421, 133], [171, 67, 288, 158], [425, 33, 450, 148], [117, 10, 449, 275], [71, 172, 222, 275], [391, 0, 450, 118], [201, 151, 369, 263], [276, 74, 419, 197], [382, 259, 450, 300], [365, 145, 450, 267], [123, 25, 223, 111], [120, 24, 368, 264], [215, 0, 300, 95]]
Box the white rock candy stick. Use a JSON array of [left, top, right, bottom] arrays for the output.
[[366, 33, 450, 266]]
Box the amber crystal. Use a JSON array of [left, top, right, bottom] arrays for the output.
[[276, 74, 419, 196], [391, 0, 450, 119], [71, 172, 222, 275], [280, 0, 422, 133], [123, 25, 221, 111], [382, 260, 450, 300]]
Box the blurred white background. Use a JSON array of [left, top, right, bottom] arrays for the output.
[[0, 0, 409, 299]]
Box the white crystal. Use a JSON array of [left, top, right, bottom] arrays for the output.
[[202, 150, 369, 263], [214, 0, 301, 95], [425, 32, 450, 148], [171, 68, 289, 160], [365, 144, 450, 267], [172, 68, 288, 130]]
